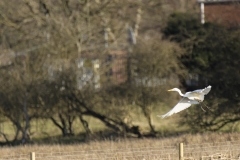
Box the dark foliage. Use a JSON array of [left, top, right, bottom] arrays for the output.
[[163, 12, 240, 131]]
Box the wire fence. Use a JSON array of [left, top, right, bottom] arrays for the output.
[[184, 141, 240, 160], [0, 146, 178, 160], [1, 140, 240, 160]]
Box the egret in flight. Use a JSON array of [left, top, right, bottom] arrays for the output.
[[158, 85, 211, 118]]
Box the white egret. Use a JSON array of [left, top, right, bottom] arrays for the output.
[[158, 85, 211, 118]]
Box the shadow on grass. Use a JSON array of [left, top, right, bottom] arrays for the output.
[[31, 129, 138, 145], [0, 128, 193, 146]]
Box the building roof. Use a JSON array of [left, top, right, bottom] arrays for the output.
[[197, 0, 240, 3]]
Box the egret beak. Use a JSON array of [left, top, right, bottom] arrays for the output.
[[168, 89, 173, 91]]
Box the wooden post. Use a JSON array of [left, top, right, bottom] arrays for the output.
[[179, 143, 184, 160], [30, 152, 35, 160]]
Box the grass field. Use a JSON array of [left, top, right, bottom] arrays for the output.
[[0, 132, 240, 159], [0, 104, 191, 143], [0, 105, 240, 159], [0, 104, 239, 144]]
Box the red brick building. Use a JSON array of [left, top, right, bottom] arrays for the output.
[[198, 0, 240, 28], [106, 50, 127, 85]]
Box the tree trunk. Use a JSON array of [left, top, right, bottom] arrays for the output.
[[70, 93, 143, 137], [67, 115, 75, 136], [22, 92, 30, 144], [79, 114, 91, 136], [145, 113, 156, 135], [50, 114, 75, 137], [141, 105, 156, 136]]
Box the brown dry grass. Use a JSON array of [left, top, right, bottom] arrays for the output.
[[0, 132, 240, 159]]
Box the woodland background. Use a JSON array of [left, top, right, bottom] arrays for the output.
[[0, 0, 240, 145]]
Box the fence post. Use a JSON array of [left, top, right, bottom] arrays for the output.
[[179, 143, 184, 160], [30, 152, 35, 160]]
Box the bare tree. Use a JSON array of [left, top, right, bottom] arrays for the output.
[[0, 0, 190, 142]]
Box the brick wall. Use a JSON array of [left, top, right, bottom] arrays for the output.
[[204, 2, 240, 27], [107, 50, 127, 85]]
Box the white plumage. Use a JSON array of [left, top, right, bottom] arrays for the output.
[[158, 85, 211, 118]]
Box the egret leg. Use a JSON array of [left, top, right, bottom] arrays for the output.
[[202, 102, 211, 110], [201, 105, 206, 112]]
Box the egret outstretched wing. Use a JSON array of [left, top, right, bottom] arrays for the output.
[[158, 97, 198, 118], [201, 85, 211, 95], [192, 85, 211, 94]]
